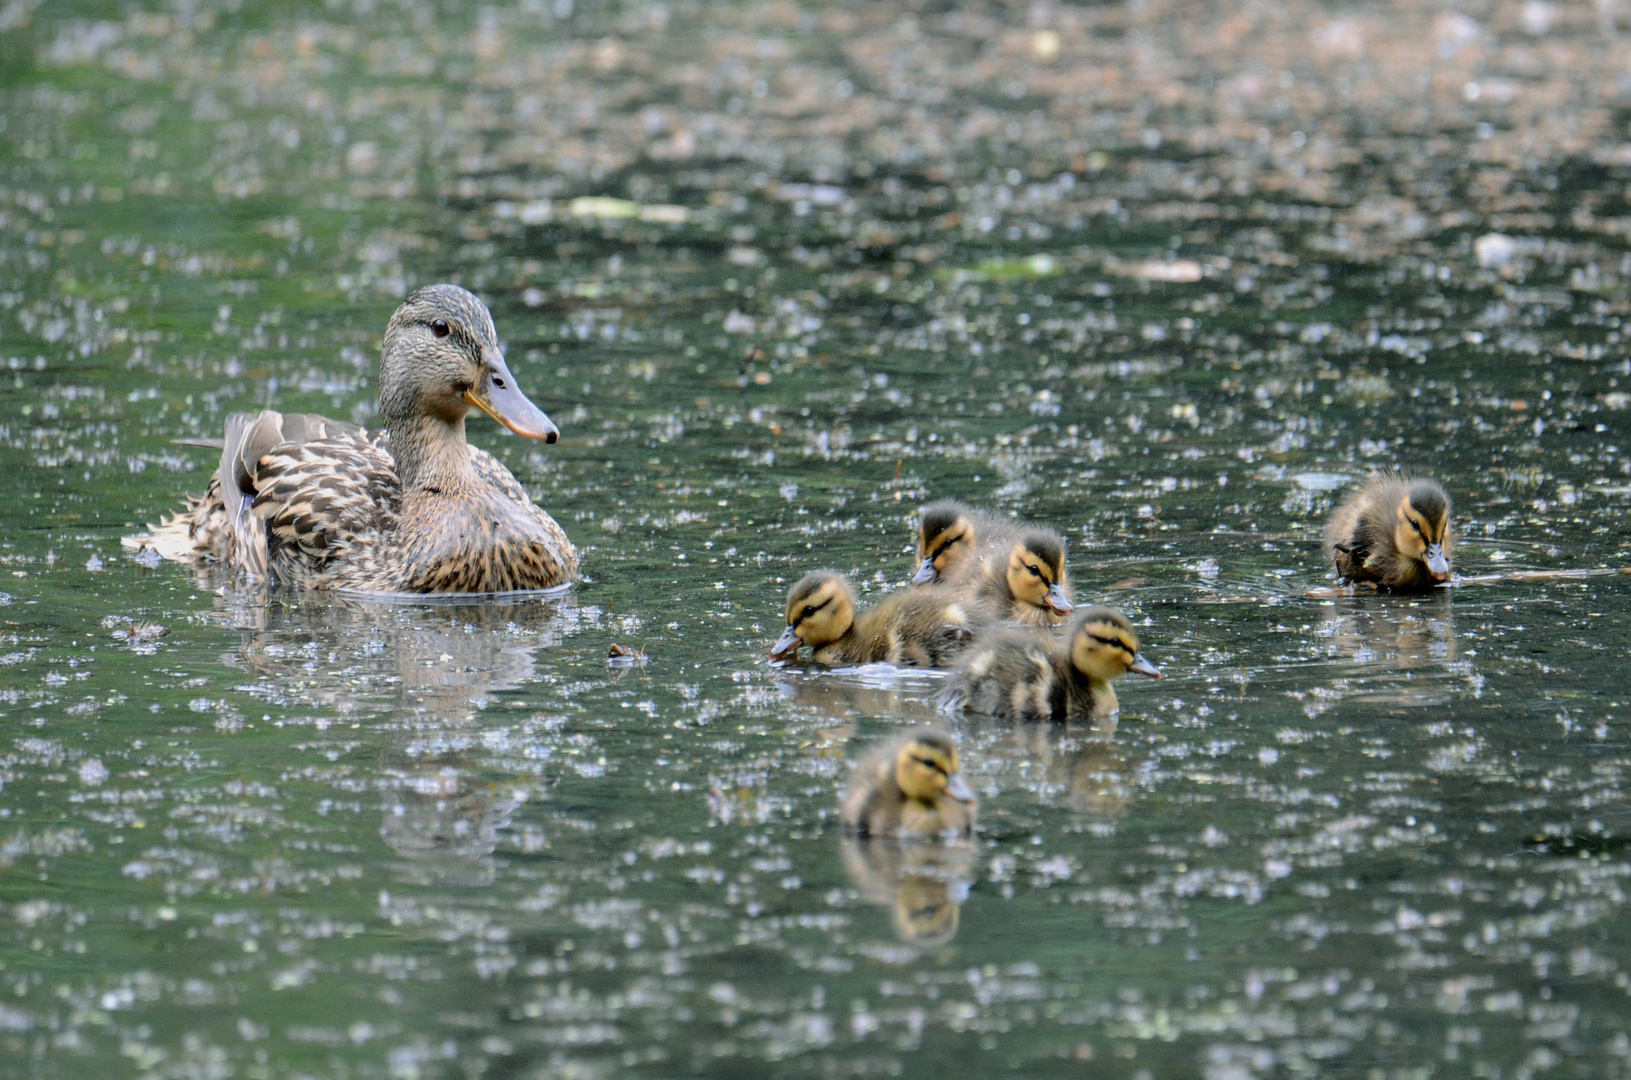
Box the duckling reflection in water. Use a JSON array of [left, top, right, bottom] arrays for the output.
[[770, 570, 977, 668], [841, 835, 976, 947], [1321, 598, 1457, 670], [841, 728, 976, 839], [962, 715, 1142, 820], [911, 499, 1017, 586], [1326, 473, 1452, 590], [942, 606, 1160, 723]]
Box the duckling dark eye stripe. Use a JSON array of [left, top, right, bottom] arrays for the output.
[[795, 597, 831, 624], [1087, 632, 1136, 655], [913, 756, 947, 775]]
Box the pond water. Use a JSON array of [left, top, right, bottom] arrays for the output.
[[4, 1, 1631, 1077]]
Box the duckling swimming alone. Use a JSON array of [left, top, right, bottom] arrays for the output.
[[1326, 473, 1451, 590], [970, 528, 1075, 626], [769, 571, 977, 667], [840, 728, 977, 839], [128, 285, 577, 593], [942, 606, 1161, 722], [910, 499, 1016, 586]]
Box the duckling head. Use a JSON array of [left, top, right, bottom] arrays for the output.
[[1068, 607, 1162, 683], [1392, 480, 1452, 583], [770, 570, 856, 661], [892, 874, 966, 946], [912, 500, 976, 585], [894, 729, 976, 806], [379, 286, 559, 479], [1005, 529, 1074, 616]]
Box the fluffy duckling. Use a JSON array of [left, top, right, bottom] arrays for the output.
[[1326, 473, 1452, 590], [910, 499, 1016, 586], [769, 571, 977, 667], [970, 528, 1075, 626], [943, 606, 1161, 723], [840, 728, 977, 839]]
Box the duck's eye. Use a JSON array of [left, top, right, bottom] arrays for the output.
[[431, 319, 450, 338], [1026, 563, 1044, 578], [913, 756, 946, 775], [493, 375, 506, 389], [801, 606, 815, 621], [1409, 518, 1423, 535]]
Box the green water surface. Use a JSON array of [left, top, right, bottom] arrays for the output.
[[3, 2, 1631, 1077]]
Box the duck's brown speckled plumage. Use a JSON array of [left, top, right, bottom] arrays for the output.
[[127, 285, 578, 593]]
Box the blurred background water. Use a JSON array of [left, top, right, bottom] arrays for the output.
[[3, 1, 1631, 1076]]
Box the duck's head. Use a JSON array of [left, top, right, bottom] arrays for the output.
[[893, 729, 976, 807], [379, 284, 558, 444], [1005, 529, 1073, 616], [1068, 607, 1162, 683], [770, 570, 856, 661], [893, 874, 965, 946], [1393, 480, 1452, 583], [913, 500, 976, 585]]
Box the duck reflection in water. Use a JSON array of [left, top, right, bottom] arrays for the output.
[[211, 586, 576, 880], [1313, 595, 1466, 710], [966, 714, 1142, 822], [773, 667, 946, 750], [841, 836, 976, 947]]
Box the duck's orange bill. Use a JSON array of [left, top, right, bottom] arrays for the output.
[[465, 351, 560, 444]]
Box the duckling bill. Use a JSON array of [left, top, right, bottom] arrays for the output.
[[127, 285, 577, 593], [1326, 473, 1452, 591], [942, 606, 1160, 722], [770, 570, 976, 667], [841, 728, 976, 839]]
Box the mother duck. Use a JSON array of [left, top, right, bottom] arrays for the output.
[[129, 284, 578, 593]]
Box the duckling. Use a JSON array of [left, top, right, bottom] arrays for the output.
[[840, 728, 977, 838], [910, 499, 1016, 586], [1326, 473, 1452, 590], [970, 528, 1076, 626], [769, 571, 977, 667], [942, 606, 1161, 723]]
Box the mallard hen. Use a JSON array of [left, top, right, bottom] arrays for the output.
[[127, 285, 577, 593]]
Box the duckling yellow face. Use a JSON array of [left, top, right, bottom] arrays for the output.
[[894, 732, 976, 807], [1392, 481, 1452, 583], [1068, 607, 1163, 683], [913, 501, 975, 585], [1005, 530, 1073, 616], [893, 875, 963, 946], [770, 571, 855, 661]]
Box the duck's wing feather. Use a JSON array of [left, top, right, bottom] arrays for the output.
[[211, 411, 367, 576], [250, 428, 400, 576]]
